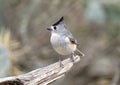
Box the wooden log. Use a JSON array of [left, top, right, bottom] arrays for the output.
[[0, 55, 80, 85]]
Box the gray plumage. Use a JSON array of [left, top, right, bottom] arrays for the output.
[[47, 17, 84, 67]]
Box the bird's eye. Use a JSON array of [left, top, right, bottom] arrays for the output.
[[54, 26, 57, 30]]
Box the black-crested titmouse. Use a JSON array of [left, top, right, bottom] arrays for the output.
[[47, 17, 84, 67]]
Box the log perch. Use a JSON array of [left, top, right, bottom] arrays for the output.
[[0, 55, 80, 85]]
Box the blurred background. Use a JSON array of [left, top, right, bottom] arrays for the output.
[[0, 0, 120, 85]]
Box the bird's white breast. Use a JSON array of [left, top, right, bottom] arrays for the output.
[[50, 33, 76, 55]]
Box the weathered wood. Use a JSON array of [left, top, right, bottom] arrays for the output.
[[0, 55, 80, 85]]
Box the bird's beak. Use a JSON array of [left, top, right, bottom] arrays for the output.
[[47, 27, 52, 31]]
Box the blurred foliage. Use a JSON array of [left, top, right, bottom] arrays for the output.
[[0, 0, 120, 85], [0, 28, 11, 77], [0, 28, 21, 78]]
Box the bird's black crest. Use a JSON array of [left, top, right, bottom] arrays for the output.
[[53, 17, 64, 26]]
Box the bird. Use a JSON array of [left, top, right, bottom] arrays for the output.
[[47, 17, 84, 67]]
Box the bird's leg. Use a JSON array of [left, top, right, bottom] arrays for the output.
[[70, 52, 75, 62], [59, 56, 64, 67]]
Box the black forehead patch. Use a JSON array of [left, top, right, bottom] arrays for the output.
[[53, 17, 64, 26]]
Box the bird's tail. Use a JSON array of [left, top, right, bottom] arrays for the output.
[[76, 49, 85, 57]]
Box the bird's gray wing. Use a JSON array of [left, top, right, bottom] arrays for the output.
[[68, 35, 79, 46], [61, 23, 79, 45], [63, 29, 79, 45]]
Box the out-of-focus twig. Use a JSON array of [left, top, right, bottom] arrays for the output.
[[18, 0, 41, 44], [111, 65, 119, 85]]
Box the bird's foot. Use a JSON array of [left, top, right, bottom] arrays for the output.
[[59, 60, 64, 68], [70, 54, 75, 63]]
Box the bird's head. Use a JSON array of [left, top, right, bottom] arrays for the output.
[[47, 17, 67, 34]]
